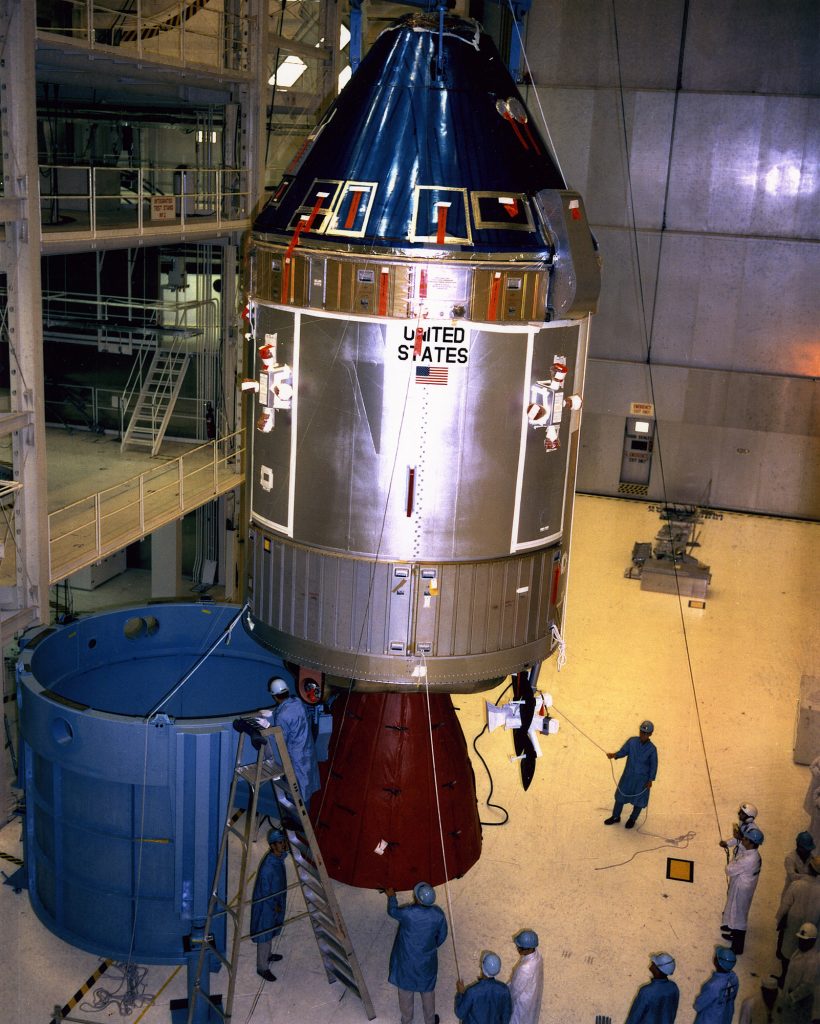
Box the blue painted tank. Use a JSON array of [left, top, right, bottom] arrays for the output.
[[17, 603, 284, 964]]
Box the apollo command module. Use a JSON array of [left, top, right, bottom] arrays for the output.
[[241, 11, 601, 889]]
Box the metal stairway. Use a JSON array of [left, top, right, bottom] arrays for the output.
[[120, 343, 190, 455], [187, 724, 375, 1024]]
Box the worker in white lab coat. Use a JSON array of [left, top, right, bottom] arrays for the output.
[[737, 975, 778, 1023], [779, 922, 820, 1024], [777, 857, 820, 982], [720, 824, 763, 955], [783, 832, 817, 899], [508, 930, 543, 1024]]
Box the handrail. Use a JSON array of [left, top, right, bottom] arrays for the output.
[[36, 0, 254, 75], [47, 428, 245, 585], [39, 164, 250, 238]]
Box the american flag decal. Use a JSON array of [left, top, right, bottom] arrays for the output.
[[415, 365, 449, 386]]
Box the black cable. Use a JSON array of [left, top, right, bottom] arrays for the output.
[[472, 682, 513, 826], [472, 724, 508, 826]]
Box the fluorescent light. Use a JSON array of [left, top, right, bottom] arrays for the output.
[[338, 65, 352, 91], [340, 23, 350, 48], [269, 55, 307, 88]]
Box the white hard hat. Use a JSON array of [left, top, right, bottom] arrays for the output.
[[796, 922, 818, 940], [739, 802, 758, 819], [268, 677, 290, 697]]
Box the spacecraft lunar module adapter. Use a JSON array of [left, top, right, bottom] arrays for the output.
[[245, 12, 601, 889]]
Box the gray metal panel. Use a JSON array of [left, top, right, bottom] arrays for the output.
[[250, 307, 296, 531], [666, 94, 820, 238], [684, 0, 820, 94], [533, 191, 601, 315], [584, 228, 819, 377], [581, 226, 661, 363], [387, 565, 413, 655], [579, 359, 820, 518], [650, 235, 820, 375], [430, 328, 524, 558], [266, 315, 547, 561], [248, 536, 560, 688], [516, 324, 580, 545], [525, 0, 686, 90], [534, 87, 676, 230]]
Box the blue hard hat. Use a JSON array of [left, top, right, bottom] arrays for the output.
[[650, 952, 675, 975], [797, 831, 816, 850], [482, 952, 501, 977], [514, 929, 539, 949], [413, 882, 436, 906], [639, 720, 654, 734], [715, 946, 736, 969], [267, 828, 285, 844], [742, 824, 764, 846]]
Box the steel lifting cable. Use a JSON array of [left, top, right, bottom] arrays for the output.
[[504, 0, 567, 186], [423, 663, 462, 982], [306, 121, 449, 817], [551, 701, 647, 799], [552, 701, 696, 869], [312, 358, 415, 824], [607, 0, 724, 846], [125, 603, 251, 968], [510, 0, 722, 848]]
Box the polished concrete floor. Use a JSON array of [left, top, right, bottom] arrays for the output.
[[1, 494, 818, 1023]]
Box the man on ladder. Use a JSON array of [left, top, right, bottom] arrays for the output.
[[260, 677, 320, 808]]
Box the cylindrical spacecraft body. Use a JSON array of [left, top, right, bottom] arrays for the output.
[[246, 13, 600, 693], [17, 604, 283, 963]]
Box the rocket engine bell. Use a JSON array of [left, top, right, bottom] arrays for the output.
[[244, 12, 600, 889]]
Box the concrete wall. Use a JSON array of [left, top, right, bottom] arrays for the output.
[[526, 0, 820, 518]]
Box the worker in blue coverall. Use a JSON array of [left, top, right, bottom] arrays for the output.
[[386, 882, 448, 1024], [692, 947, 739, 1024], [251, 828, 288, 981], [624, 952, 679, 1023], [455, 951, 512, 1024], [265, 677, 320, 807], [605, 720, 658, 829]]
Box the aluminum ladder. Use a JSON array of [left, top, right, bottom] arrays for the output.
[[186, 723, 375, 1023], [120, 343, 190, 455]]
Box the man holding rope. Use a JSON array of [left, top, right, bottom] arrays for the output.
[[385, 882, 448, 1024], [604, 720, 658, 829]]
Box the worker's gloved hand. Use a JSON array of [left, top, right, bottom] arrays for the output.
[[456, 979, 465, 994]]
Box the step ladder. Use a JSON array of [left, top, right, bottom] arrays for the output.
[[187, 723, 375, 1024], [120, 345, 190, 455]]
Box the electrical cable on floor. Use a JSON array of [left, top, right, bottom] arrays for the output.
[[594, 814, 697, 872], [472, 682, 513, 826], [472, 724, 509, 827], [552, 701, 698, 868], [80, 962, 154, 1017]]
